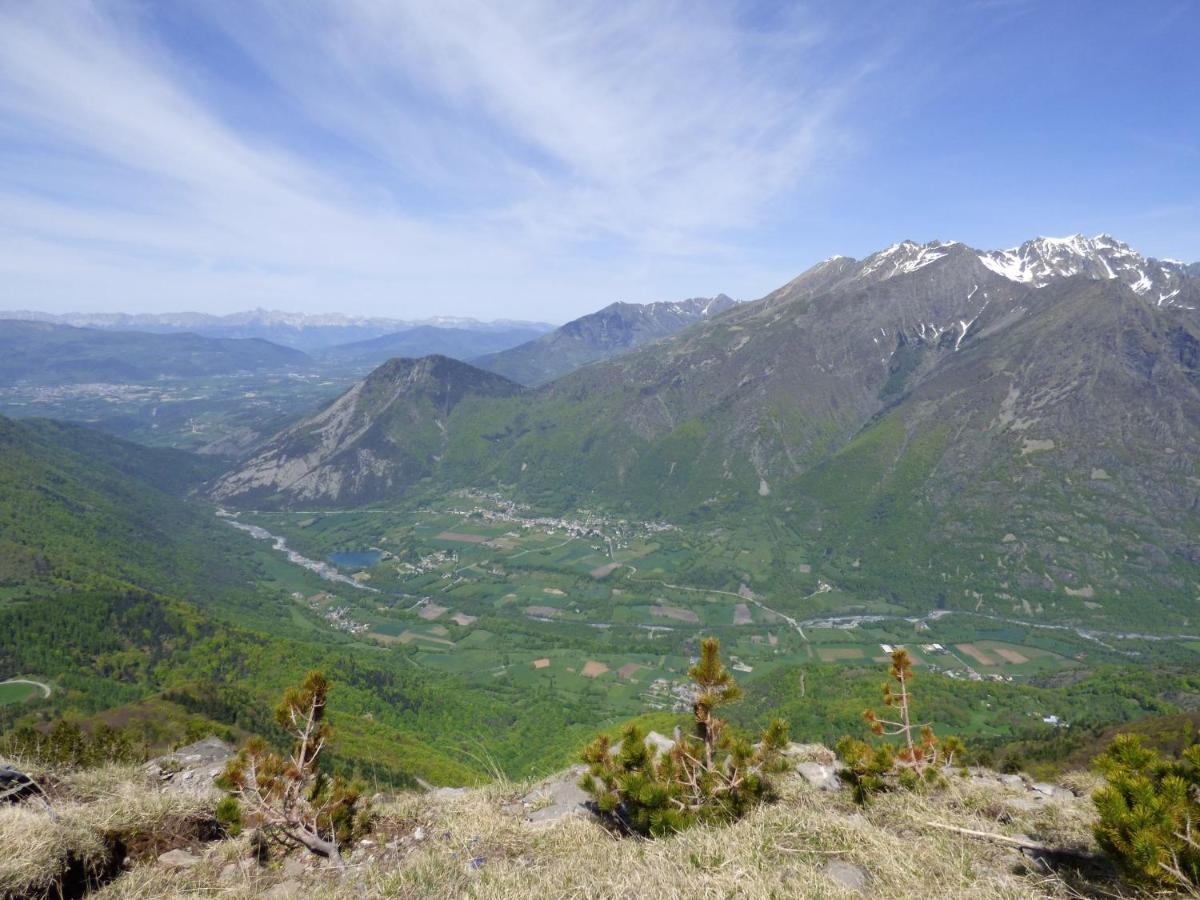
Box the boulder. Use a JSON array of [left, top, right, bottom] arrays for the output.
[[147, 736, 236, 796], [510, 765, 591, 824], [796, 761, 841, 792]]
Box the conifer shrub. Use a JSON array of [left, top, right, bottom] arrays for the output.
[[579, 637, 789, 837], [0, 720, 144, 768], [1093, 733, 1200, 890], [838, 648, 964, 803], [218, 671, 369, 864]]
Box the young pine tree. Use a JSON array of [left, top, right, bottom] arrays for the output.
[[839, 648, 963, 801], [1093, 734, 1200, 889], [580, 637, 789, 837], [218, 671, 368, 864]]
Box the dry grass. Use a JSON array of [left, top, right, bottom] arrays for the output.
[[0, 764, 213, 899], [71, 768, 1121, 900]]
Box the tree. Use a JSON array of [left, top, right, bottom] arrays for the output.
[[1093, 734, 1200, 889], [218, 672, 368, 864], [580, 637, 789, 836], [839, 648, 963, 801]]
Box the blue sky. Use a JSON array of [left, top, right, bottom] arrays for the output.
[[0, 1, 1196, 322]]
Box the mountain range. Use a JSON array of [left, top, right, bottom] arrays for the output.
[[472, 295, 737, 385], [213, 233, 1200, 622], [317, 324, 546, 371], [0, 309, 556, 351], [0, 320, 310, 385]]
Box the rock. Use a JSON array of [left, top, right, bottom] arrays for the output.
[[281, 856, 307, 879], [823, 859, 870, 893], [264, 878, 302, 898], [218, 862, 245, 883], [158, 849, 201, 869], [782, 743, 836, 765], [796, 761, 841, 792], [998, 774, 1025, 788], [610, 732, 677, 760], [514, 765, 591, 824], [1006, 796, 1046, 813], [431, 786, 469, 800], [644, 731, 676, 757], [1031, 782, 1073, 800], [147, 736, 236, 796]]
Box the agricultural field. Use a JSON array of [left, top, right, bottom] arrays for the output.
[[222, 488, 1200, 745]]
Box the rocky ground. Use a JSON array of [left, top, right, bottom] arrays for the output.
[[1, 736, 1123, 899]]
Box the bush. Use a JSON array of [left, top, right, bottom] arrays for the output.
[[215, 795, 243, 837], [0, 720, 145, 768], [838, 648, 963, 803], [580, 637, 789, 836], [1093, 733, 1200, 889], [218, 671, 369, 863]]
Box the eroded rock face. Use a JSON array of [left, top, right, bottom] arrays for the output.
[[213, 355, 523, 508]]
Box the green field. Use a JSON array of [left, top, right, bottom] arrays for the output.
[[223, 488, 1200, 766], [0, 681, 43, 706]]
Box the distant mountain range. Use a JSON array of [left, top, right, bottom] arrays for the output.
[[213, 233, 1200, 623], [0, 309, 556, 351], [318, 325, 546, 370], [473, 295, 737, 385], [0, 320, 310, 385]]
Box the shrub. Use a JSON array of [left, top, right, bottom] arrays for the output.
[[215, 795, 243, 837], [1093, 733, 1200, 889], [0, 720, 144, 768], [218, 671, 369, 864], [579, 637, 789, 836], [838, 648, 963, 803]]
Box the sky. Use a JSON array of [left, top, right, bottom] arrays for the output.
[[0, 1, 1197, 323]]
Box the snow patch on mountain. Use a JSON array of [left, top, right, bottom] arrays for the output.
[[974, 234, 1189, 302]]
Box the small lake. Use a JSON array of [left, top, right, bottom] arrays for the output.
[[329, 549, 383, 569]]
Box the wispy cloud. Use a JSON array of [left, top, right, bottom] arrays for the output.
[[0, 1, 880, 318]]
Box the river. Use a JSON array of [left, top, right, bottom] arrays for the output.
[[216, 509, 378, 592]]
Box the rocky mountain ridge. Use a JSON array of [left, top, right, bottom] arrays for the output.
[[212, 234, 1199, 620], [211, 355, 522, 507], [473, 294, 737, 385]]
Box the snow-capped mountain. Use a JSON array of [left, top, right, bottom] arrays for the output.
[[797, 234, 1194, 311], [977, 234, 1190, 304]]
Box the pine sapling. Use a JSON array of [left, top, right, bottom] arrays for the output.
[[218, 671, 367, 864], [580, 637, 789, 836], [841, 648, 964, 800], [864, 649, 936, 777]]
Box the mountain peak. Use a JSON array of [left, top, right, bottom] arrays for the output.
[[975, 233, 1191, 301]]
